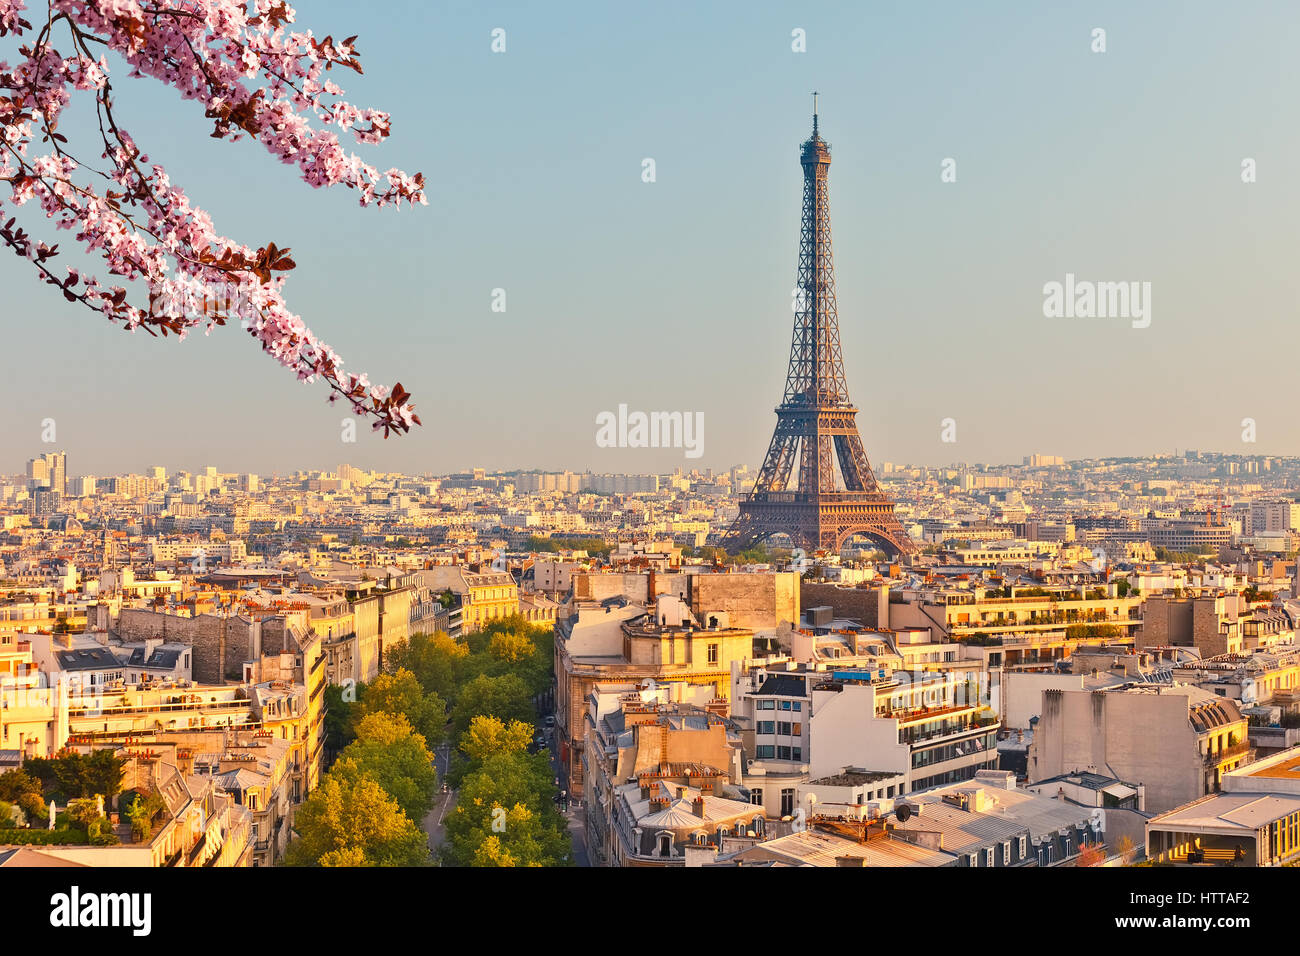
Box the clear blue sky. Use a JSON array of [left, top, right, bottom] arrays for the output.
[[3, 1, 1299, 477]]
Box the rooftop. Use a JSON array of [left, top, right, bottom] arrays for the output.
[[1150, 792, 1300, 832], [1240, 750, 1300, 780]]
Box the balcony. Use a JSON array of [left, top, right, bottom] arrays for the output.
[[1205, 741, 1251, 766], [892, 702, 983, 725], [899, 715, 997, 746]]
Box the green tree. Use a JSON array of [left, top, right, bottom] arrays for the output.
[[443, 752, 570, 867], [472, 834, 523, 867], [488, 631, 535, 665], [324, 683, 360, 756], [357, 668, 447, 748], [26, 750, 124, 802], [450, 673, 533, 743], [122, 790, 165, 842], [386, 631, 471, 702], [460, 715, 533, 765], [283, 774, 430, 867], [65, 797, 101, 829], [0, 768, 47, 822], [332, 712, 438, 824], [477, 616, 554, 695]]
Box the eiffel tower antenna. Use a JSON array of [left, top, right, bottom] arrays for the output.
[[720, 106, 914, 557]]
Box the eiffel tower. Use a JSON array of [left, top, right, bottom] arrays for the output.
[[722, 100, 914, 556]]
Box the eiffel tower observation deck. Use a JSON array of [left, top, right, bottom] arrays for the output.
[[721, 100, 914, 556]]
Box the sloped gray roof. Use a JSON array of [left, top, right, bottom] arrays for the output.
[[755, 675, 807, 697], [55, 647, 122, 671]]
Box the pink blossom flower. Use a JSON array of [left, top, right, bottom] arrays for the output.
[[0, 0, 425, 435]]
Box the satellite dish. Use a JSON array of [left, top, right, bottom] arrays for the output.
[[896, 803, 912, 822]]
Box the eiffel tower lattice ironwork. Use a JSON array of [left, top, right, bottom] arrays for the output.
[[721, 103, 914, 556]]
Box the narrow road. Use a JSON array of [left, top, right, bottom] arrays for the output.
[[423, 742, 454, 859], [541, 724, 590, 866], [423, 786, 456, 858]]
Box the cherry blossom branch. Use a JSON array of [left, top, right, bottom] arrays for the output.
[[0, 0, 426, 436]]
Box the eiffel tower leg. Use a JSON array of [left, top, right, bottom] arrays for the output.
[[717, 515, 758, 552], [755, 423, 801, 493], [835, 433, 879, 492]]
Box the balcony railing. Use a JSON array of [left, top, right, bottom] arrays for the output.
[[1205, 741, 1251, 765]]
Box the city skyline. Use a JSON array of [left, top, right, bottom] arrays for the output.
[[10, 446, 1300, 482], [7, 0, 1300, 909], [3, 1, 1300, 474]]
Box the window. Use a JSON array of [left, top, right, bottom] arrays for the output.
[[985, 847, 995, 867], [792, 747, 802, 761], [756, 745, 775, 759], [757, 699, 776, 711], [1003, 842, 1010, 865], [757, 721, 775, 735], [792, 723, 802, 736], [1018, 835, 1027, 859], [777, 722, 792, 736], [779, 700, 792, 711], [707, 643, 718, 664], [750, 788, 763, 806], [777, 746, 792, 760], [791, 701, 802, 712], [780, 788, 795, 817]]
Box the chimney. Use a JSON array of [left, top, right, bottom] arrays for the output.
[[692, 796, 706, 818], [835, 856, 866, 867], [676, 787, 686, 800]]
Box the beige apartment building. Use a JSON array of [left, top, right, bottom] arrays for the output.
[[421, 567, 518, 633], [555, 593, 755, 798], [582, 686, 759, 863], [1140, 592, 1293, 657], [804, 581, 1142, 670], [582, 684, 750, 866], [1028, 684, 1251, 813], [809, 671, 1001, 793], [319, 586, 412, 686]]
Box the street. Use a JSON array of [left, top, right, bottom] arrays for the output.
[[423, 742, 454, 856], [421, 727, 589, 866], [541, 725, 590, 867]]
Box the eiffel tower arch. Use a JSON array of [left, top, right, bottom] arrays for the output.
[[720, 103, 914, 557]]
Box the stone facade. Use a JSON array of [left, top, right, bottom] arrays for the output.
[[115, 608, 264, 683]]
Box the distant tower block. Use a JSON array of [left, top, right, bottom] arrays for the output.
[[721, 105, 913, 556]]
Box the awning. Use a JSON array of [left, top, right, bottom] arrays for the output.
[[1102, 783, 1137, 800]]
